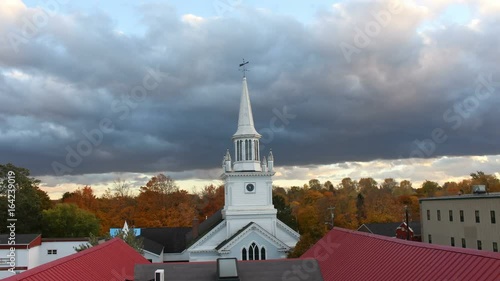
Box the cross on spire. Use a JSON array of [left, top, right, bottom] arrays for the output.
[[239, 59, 250, 77]]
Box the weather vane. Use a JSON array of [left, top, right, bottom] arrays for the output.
[[239, 59, 250, 77]]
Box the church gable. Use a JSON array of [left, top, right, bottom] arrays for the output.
[[215, 222, 289, 260]]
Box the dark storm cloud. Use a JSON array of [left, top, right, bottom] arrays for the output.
[[0, 1, 499, 177]]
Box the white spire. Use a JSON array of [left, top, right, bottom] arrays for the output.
[[233, 77, 261, 138]]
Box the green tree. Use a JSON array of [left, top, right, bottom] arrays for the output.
[[0, 163, 51, 233], [74, 229, 144, 254], [42, 203, 100, 238], [273, 195, 298, 231]]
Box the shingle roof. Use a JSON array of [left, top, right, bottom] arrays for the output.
[[3, 238, 149, 281], [302, 227, 500, 281], [140, 236, 164, 255], [140, 227, 191, 253], [185, 209, 223, 246], [134, 259, 324, 281], [0, 234, 40, 245], [215, 222, 253, 250]]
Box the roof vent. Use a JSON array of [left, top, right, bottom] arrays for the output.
[[155, 269, 164, 281], [472, 185, 487, 194], [216, 258, 240, 281]]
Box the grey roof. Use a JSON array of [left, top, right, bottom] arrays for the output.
[[139, 236, 164, 255], [419, 192, 500, 201], [140, 227, 191, 253], [216, 222, 253, 250], [134, 259, 324, 281], [0, 234, 40, 245], [357, 222, 421, 237], [185, 209, 224, 246]]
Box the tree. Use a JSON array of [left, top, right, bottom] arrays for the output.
[[0, 163, 51, 234], [417, 180, 441, 197], [42, 203, 100, 238], [74, 228, 144, 254], [273, 195, 298, 230], [308, 179, 322, 191], [470, 171, 500, 192]]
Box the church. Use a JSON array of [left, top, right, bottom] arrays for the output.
[[185, 75, 300, 261], [116, 75, 300, 262]]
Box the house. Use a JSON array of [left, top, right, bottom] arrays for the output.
[[0, 234, 88, 278], [302, 227, 500, 281], [357, 221, 421, 241], [420, 191, 500, 251], [2, 238, 149, 281]]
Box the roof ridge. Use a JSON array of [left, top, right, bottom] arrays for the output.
[[335, 228, 500, 260], [7, 238, 124, 279]]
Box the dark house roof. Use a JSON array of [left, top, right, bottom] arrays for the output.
[[302, 227, 500, 281], [140, 227, 191, 253], [134, 259, 324, 281], [140, 236, 165, 255], [216, 222, 253, 250], [186, 209, 224, 246], [0, 234, 40, 245], [3, 238, 150, 281], [357, 221, 421, 236]]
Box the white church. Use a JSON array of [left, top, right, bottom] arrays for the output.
[[185, 76, 300, 261], [117, 75, 300, 263]]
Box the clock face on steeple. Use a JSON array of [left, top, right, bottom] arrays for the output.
[[245, 183, 255, 193]]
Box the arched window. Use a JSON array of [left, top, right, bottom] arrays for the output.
[[242, 248, 247, 261], [248, 243, 259, 260], [261, 247, 266, 260], [248, 244, 254, 260]]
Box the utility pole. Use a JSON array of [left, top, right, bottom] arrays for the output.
[[325, 206, 335, 230], [405, 205, 410, 240]]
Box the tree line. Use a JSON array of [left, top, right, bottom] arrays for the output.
[[1, 163, 498, 257]]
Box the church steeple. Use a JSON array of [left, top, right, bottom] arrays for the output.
[[233, 77, 260, 137], [232, 77, 262, 172]]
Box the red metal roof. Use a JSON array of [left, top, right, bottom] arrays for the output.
[[301, 227, 500, 281], [3, 238, 149, 281]]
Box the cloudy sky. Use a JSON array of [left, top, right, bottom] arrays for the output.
[[1, 0, 499, 198]]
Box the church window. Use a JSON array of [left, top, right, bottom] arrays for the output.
[[242, 248, 247, 261], [245, 140, 249, 160], [254, 140, 258, 160], [261, 247, 266, 260], [249, 139, 252, 160]]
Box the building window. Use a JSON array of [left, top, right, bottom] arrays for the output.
[[242, 248, 247, 260], [493, 242, 498, 252], [462, 238, 466, 248], [427, 210, 430, 221], [477, 240, 482, 250], [451, 237, 455, 247], [437, 210, 441, 221], [428, 234, 432, 244], [449, 210, 453, 222], [460, 210, 464, 222], [245, 243, 262, 261], [475, 210, 480, 223], [491, 210, 496, 224], [47, 249, 57, 255]]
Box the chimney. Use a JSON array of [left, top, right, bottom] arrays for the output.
[[192, 217, 199, 239], [155, 269, 164, 281]]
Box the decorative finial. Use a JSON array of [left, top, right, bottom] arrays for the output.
[[239, 59, 250, 78]]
